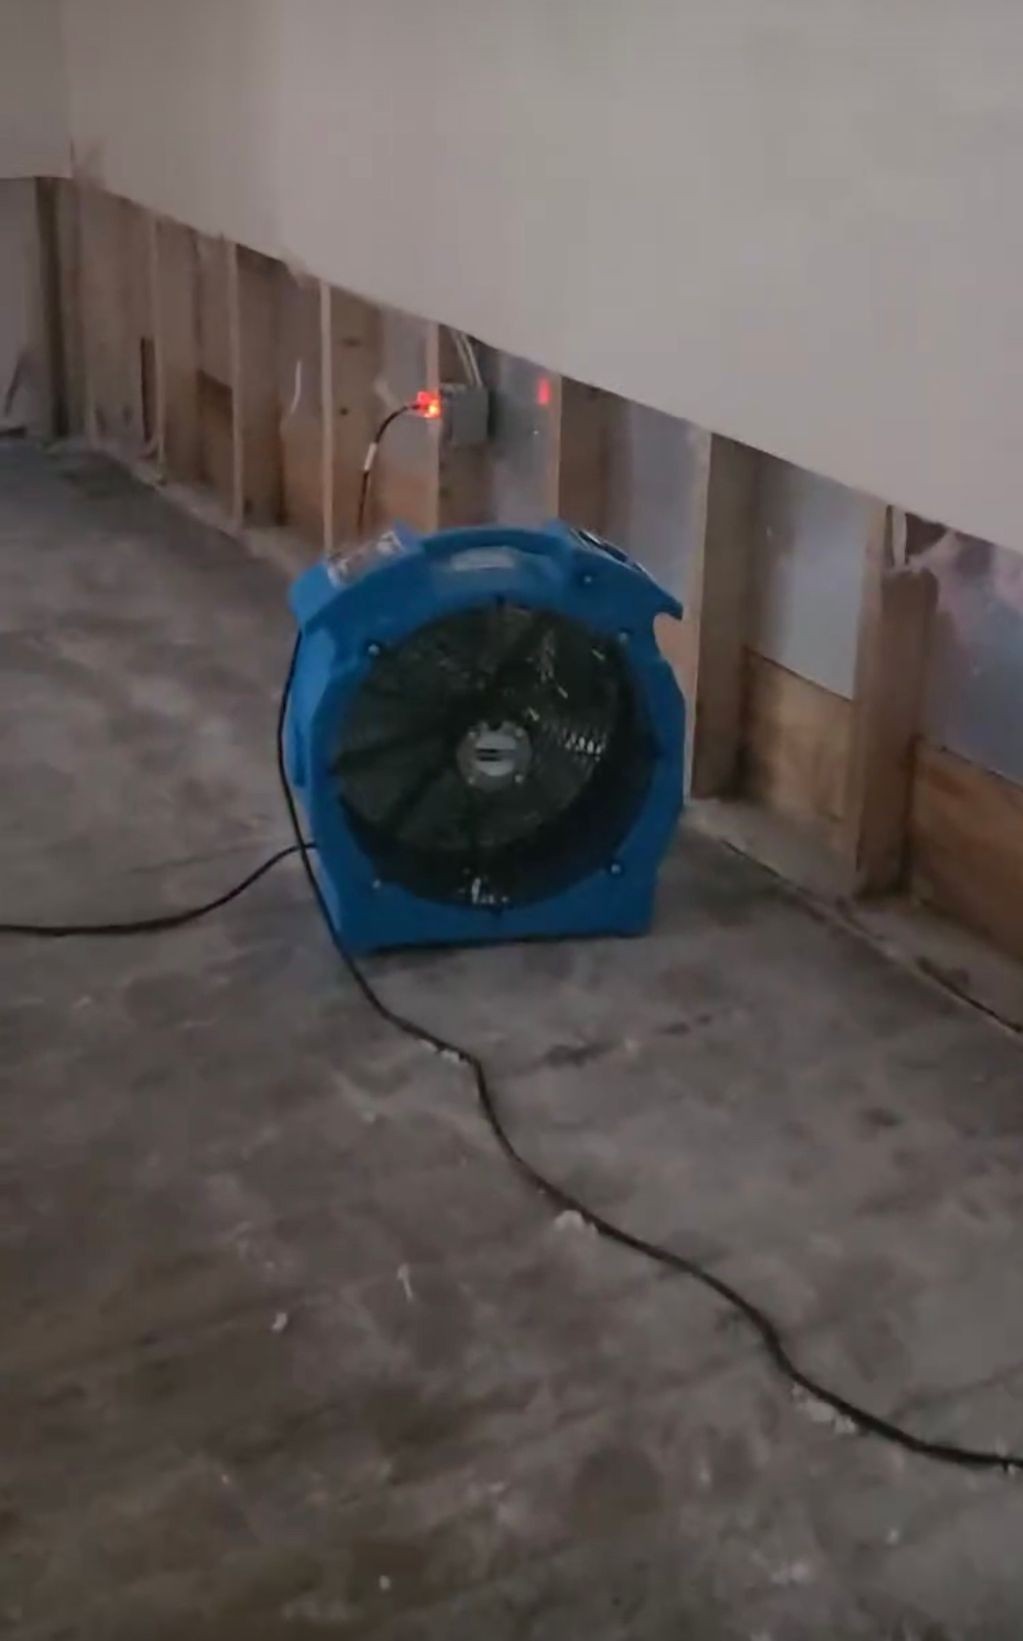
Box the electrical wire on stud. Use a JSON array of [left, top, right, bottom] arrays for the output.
[[356, 393, 443, 537]]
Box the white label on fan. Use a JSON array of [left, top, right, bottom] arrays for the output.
[[326, 532, 404, 586], [441, 548, 519, 575]]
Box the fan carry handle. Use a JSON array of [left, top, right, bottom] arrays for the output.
[[418, 523, 576, 566]]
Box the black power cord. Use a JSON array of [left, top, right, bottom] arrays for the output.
[[356, 405, 414, 537], [0, 843, 306, 939], [273, 636, 1023, 1478], [2, 633, 1021, 1477]]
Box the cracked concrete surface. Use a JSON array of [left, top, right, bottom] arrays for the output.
[[2, 444, 1023, 1639]]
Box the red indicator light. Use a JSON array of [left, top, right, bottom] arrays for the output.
[[536, 377, 552, 409], [412, 389, 442, 421]]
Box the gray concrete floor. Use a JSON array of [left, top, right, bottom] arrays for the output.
[[2, 444, 1023, 1641]]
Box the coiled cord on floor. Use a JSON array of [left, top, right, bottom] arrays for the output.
[[2, 635, 1021, 1477]]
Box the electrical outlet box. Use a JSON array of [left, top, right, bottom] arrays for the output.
[[440, 383, 491, 448]]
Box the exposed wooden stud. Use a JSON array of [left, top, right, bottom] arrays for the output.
[[557, 378, 615, 532], [198, 367, 235, 512], [120, 198, 151, 451], [485, 352, 561, 526], [542, 376, 563, 519], [686, 434, 761, 798], [425, 321, 440, 404], [152, 216, 201, 482], [320, 280, 334, 554], [325, 284, 382, 550], [910, 744, 1023, 963], [146, 212, 164, 462], [229, 244, 282, 526], [142, 211, 161, 453], [78, 187, 148, 452], [120, 201, 148, 452], [227, 243, 243, 525], [437, 328, 491, 528], [77, 185, 100, 442], [30, 180, 65, 439], [128, 205, 157, 453], [277, 268, 325, 548], [195, 235, 235, 512], [843, 504, 938, 893]]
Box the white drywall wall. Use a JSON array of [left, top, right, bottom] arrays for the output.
[[57, 0, 1023, 553], [0, 0, 67, 178], [60, 0, 281, 253]]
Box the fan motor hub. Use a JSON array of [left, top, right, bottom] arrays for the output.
[[456, 720, 532, 793]]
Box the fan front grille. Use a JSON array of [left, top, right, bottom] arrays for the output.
[[332, 603, 654, 908]]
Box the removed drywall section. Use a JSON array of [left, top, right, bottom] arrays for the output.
[[843, 538, 939, 895], [437, 329, 490, 530], [556, 383, 706, 718], [325, 285, 382, 551], [195, 235, 234, 511], [750, 462, 873, 699], [559, 387, 719, 599], [52, 180, 85, 435], [686, 435, 762, 796], [375, 309, 439, 533], [922, 532, 1023, 790], [0, 182, 45, 432], [486, 351, 559, 527], [557, 381, 614, 537], [277, 269, 324, 547], [0, 0, 67, 179], [78, 190, 151, 451], [606, 404, 705, 601], [232, 245, 283, 525], [153, 217, 201, 482]]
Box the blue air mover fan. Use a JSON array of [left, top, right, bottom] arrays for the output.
[[285, 522, 685, 953]]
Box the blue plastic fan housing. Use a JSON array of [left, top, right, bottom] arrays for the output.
[[286, 521, 685, 953]]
